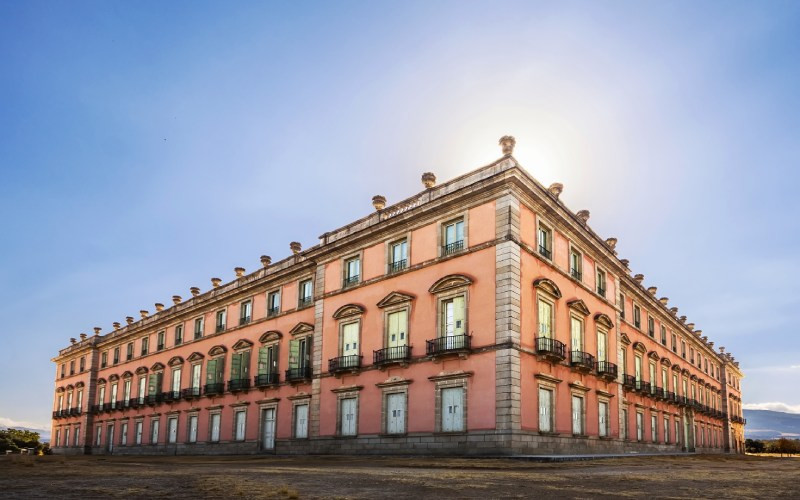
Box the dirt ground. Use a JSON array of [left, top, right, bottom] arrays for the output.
[[0, 454, 797, 499]]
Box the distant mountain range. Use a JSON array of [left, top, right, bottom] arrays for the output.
[[744, 409, 800, 439], [0, 424, 50, 442]]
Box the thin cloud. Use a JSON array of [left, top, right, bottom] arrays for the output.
[[0, 417, 49, 431], [743, 402, 800, 414]]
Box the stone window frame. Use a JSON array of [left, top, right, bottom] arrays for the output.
[[534, 373, 561, 434], [239, 297, 253, 325], [266, 287, 282, 317], [156, 330, 166, 351], [141, 335, 150, 356], [185, 411, 199, 444], [193, 316, 204, 340], [594, 313, 613, 362], [533, 279, 561, 342], [595, 264, 608, 298], [430, 276, 472, 341], [632, 302, 641, 330], [332, 386, 363, 438], [596, 390, 613, 439], [231, 404, 248, 442], [647, 315, 655, 338], [174, 322, 184, 346], [134, 418, 144, 445], [619, 292, 626, 320], [215, 307, 227, 332], [663, 415, 671, 444], [429, 371, 472, 434], [621, 403, 629, 441], [651, 412, 659, 443], [149, 415, 160, 446], [569, 382, 590, 437], [256, 398, 280, 449], [567, 306, 587, 353], [385, 231, 412, 274], [376, 377, 412, 436], [207, 406, 223, 443], [567, 242, 583, 282], [297, 276, 315, 309], [535, 215, 555, 262], [341, 250, 364, 288], [166, 413, 180, 445], [377, 293, 414, 352], [635, 405, 646, 442], [437, 211, 470, 258], [288, 394, 311, 439], [74, 424, 81, 447]]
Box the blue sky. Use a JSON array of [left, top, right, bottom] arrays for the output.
[[1, 1, 799, 431]]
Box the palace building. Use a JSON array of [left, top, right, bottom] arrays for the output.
[[50, 137, 746, 455]]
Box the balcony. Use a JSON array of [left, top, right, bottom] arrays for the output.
[[215, 325, 225, 334], [127, 398, 141, 409], [228, 378, 251, 392], [650, 385, 661, 399], [329, 355, 362, 374], [538, 245, 552, 260], [570, 268, 582, 281], [69, 407, 82, 416], [636, 380, 651, 394], [676, 395, 687, 406], [161, 391, 180, 402], [182, 387, 201, 399], [597, 286, 606, 297], [204, 383, 224, 396], [442, 240, 464, 256], [298, 296, 313, 308], [254, 372, 280, 387], [374, 346, 412, 366], [595, 361, 618, 380], [267, 307, 281, 317], [570, 350, 595, 372], [535, 337, 566, 362], [343, 275, 360, 289], [285, 366, 312, 382], [623, 374, 637, 390], [157, 344, 165, 351], [52, 410, 61, 419], [389, 259, 407, 274], [426, 335, 471, 357], [664, 391, 676, 403], [239, 316, 251, 326], [145, 394, 161, 406]]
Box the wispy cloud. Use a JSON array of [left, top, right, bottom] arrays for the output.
[[743, 402, 800, 414], [0, 417, 49, 431]]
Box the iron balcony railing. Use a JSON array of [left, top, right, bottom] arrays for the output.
[[597, 286, 606, 297], [623, 374, 637, 390], [69, 407, 82, 416], [285, 366, 312, 382], [182, 387, 202, 399], [239, 316, 251, 326], [228, 378, 251, 392], [570, 350, 595, 371], [343, 275, 360, 288], [442, 240, 464, 256], [665, 391, 676, 402], [215, 324, 225, 333], [635, 380, 651, 393], [52, 410, 61, 419], [389, 259, 408, 273], [535, 337, 566, 360], [254, 372, 280, 387], [570, 268, 582, 281], [298, 296, 313, 308], [329, 355, 362, 373], [426, 335, 471, 355], [157, 344, 165, 351], [374, 346, 412, 365], [128, 398, 140, 408], [204, 383, 224, 396], [268, 307, 280, 317], [538, 245, 552, 259], [649, 385, 660, 398], [146, 394, 161, 406], [161, 391, 180, 402], [595, 361, 618, 379]]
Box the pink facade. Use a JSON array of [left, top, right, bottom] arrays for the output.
[[50, 138, 744, 455]]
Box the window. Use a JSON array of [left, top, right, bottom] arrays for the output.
[[647, 317, 655, 338], [148, 371, 163, 400], [60, 364, 65, 378], [620, 294, 626, 319], [537, 223, 552, 259], [174, 324, 183, 346], [440, 295, 467, 347], [596, 268, 606, 297], [157, 331, 165, 351], [441, 387, 465, 432], [70, 360, 75, 375], [681, 340, 686, 359], [675, 420, 681, 446], [570, 316, 583, 353], [537, 297, 553, 339], [690, 348, 695, 364], [660, 326, 667, 345], [704, 359, 709, 374], [344, 257, 360, 287], [167, 417, 178, 444], [599, 401, 609, 437], [298, 279, 313, 307], [230, 349, 251, 387], [339, 398, 357, 436], [257, 344, 279, 383], [188, 415, 198, 443], [636, 412, 643, 441], [101, 352, 108, 368], [210, 413, 221, 442], [389, 239, 408, 273], [288, 336, 312, 378], [138, 377, 146, 404], [77, 389, 83, 410], [597, 328, 607, 363], [621, 408, 628, 440], [571, 395, 584, 435], [267, 290, 281, 316], [633, 305, 641, 329], [141, 337, 149, 356], [80, 357, 85, 372], [234, 410, 246, 441], [294, 404, 309, 438], [386, 309, 408, 349], [651, 415, 658, 442], [98, 385, 106, 410], [205, 357, 225, 393], [194, 317, 204, 340], [96, 426, 102, 446], [150, 418, 160, 445], [110, 383, 118, 409], [634, 355, 642, 383], [75, 427, 81, 447], [539, 388, 553, 432], [215, 309, 226, 333], [191, 363, 202, 393], [340, 321, 360, 358], [126, 343, 133, 361], [671, 333, 677, 352], [385, 393, 406, 434], [240, 300, 252, 325], [65, 428, 70, 448], [442, 218, 464, 255], [171, 367, 181, 396], [123, 379, 131, 402], [569, 249, 582, 280], [113, 347, 120, 365], [135, 421, 143, 445]]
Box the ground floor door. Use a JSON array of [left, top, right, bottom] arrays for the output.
[[262, 408, 276, 450], [106, 424, 114, 453]]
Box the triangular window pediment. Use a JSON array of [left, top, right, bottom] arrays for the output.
[[168, 356, 184, 367], [660, 357, 672, 367], [620, 332, 631, 345], [648, 351, 660, 361], [232, 339, 254, 351], [135, 366, 148, 375], [377, 291, 415, 308], [187, 352, 204, 362], [108, 374, 119, 382], [429, 274, 473, 294], [632, 342, 647, 354], [567, 299, 591, 316], [289, 322, 314, 336], [594, 313, 614, 329], [150, 362, 165, 372], [121, 372, 132, 380]]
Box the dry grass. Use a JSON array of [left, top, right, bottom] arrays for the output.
[[0, 454, 797, 499]]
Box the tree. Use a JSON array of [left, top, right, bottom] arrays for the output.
[[745, 439, 765, 454], [0, 429, 49, 454]]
